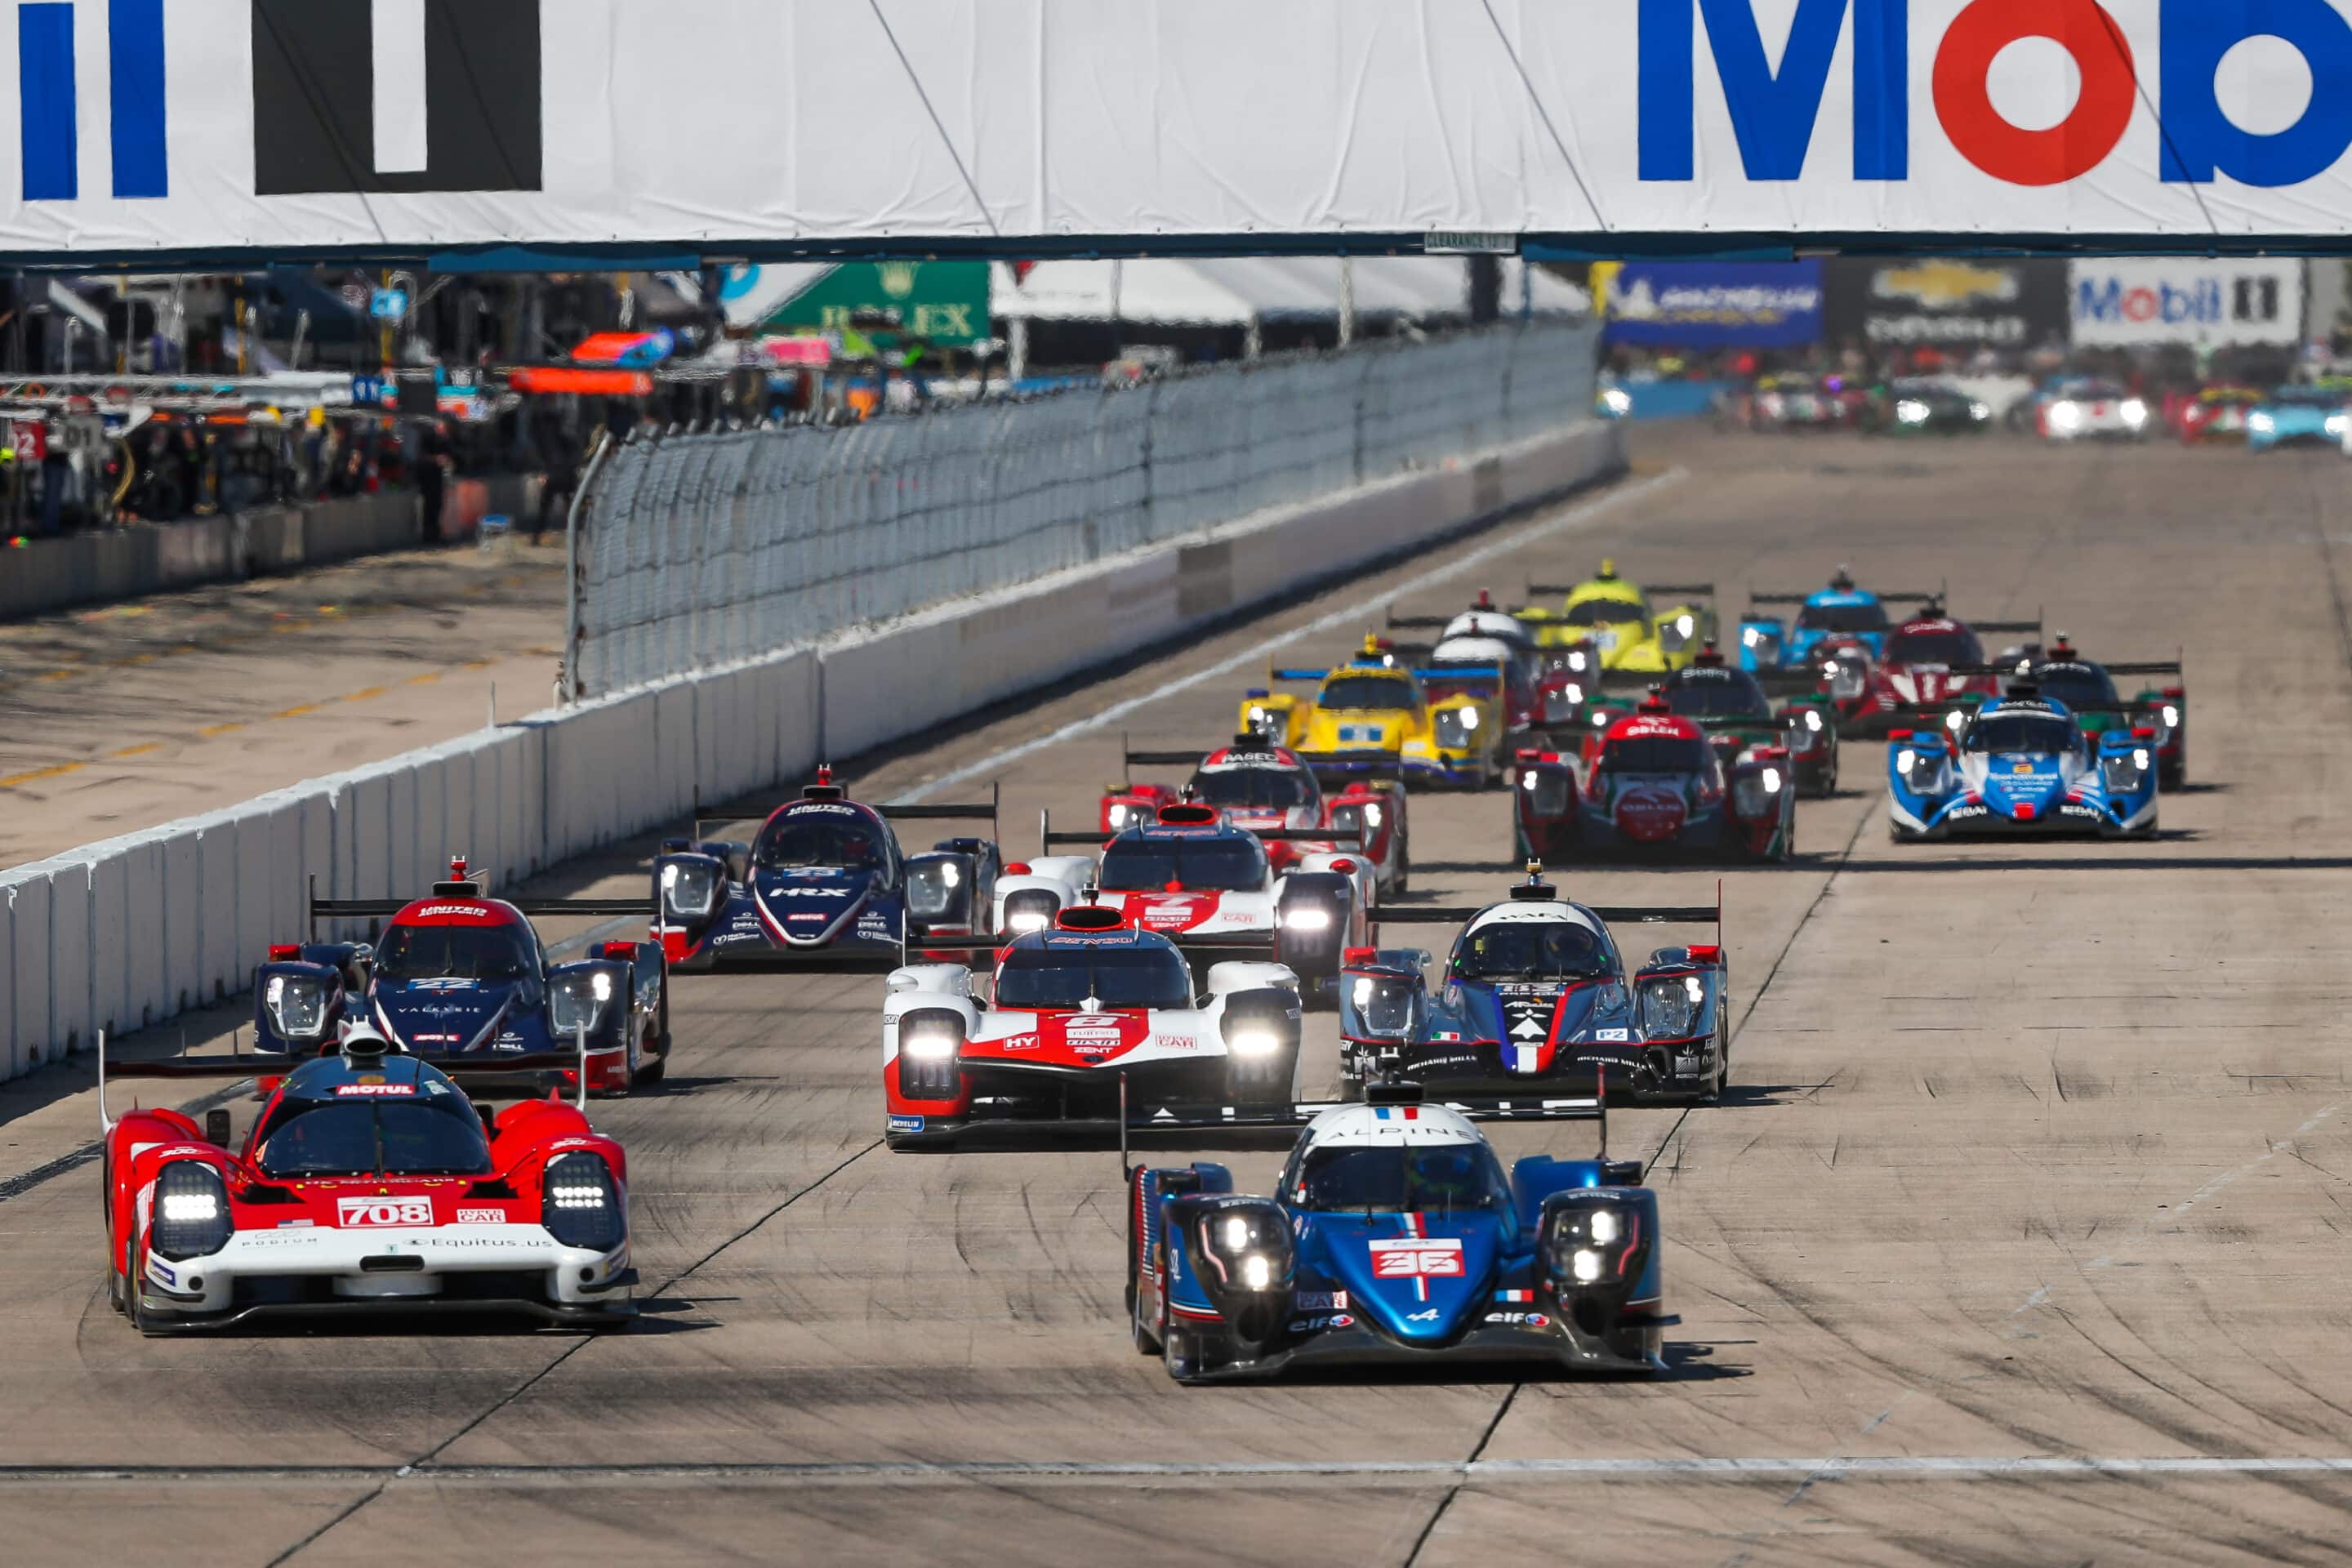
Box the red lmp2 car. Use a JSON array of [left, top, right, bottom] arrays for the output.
[[271, 856, 668, 1096], [1100, 737, 1409, 894], [1514, 693, 1794, 863], [99, 1030, 634, 1334], [1827, 603, 2043, 737]]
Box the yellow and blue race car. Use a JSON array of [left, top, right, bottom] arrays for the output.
[[1512, 561, 1717, 680], [1240, 635, 1504, 788]]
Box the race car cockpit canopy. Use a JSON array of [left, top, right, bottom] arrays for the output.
[[1661, 665, 1774, 719], [1451, 910, 1614, 982], [993, 931, 1194, 1009], [374, 912, 537, 982], [755, 803, 889, 870], [1962, 706, 2081, 755], [1285, 1136, 1513, 1216], [251, 1053, 492, 1179], [1099, 826, 1270, 892], [1318, 670, 1422, 711], [1191, 761, 1317, 811]]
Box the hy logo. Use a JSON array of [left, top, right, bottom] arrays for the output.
[[15, 0, 542, 203]]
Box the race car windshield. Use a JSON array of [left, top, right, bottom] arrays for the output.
[[1966, 715, 2079, 755], [1795, 600, 1890, 634], [1886, 629, 1983, 666], [2271, 387, 2342, 406], [374, 923, 535, 982], [992, 944, 1194, 1009], [1320, 675, 1415, 711], [1192, 769, 1315, 810], [1600, 736, 1712, 774], [2032, 666, 2118, 707], [1563, 598, 1644, 627], [1290, 1143, 1512, 1216], [1098, 836, 1269, 892], [755, 815, 885, 870], [1453, 920, 1611, 981], [253, 1097, 492, 1178], [1663, 675, 1771, 719]]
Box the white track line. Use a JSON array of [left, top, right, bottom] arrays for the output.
[[889, 468, 1690, 804]]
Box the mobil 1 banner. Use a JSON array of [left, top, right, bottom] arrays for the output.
[[2069, 261, 2305, 349], [1824, 260, 2069, 351]]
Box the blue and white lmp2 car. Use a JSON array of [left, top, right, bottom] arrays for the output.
[[1126, 1083, 1673, 1383], [652, 769, 1004, 973], [1735, 568, 1942, 672], [1887, 689, 2159, 842]]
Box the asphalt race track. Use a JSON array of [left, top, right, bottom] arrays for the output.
[[7, 424, 2352, 1565]]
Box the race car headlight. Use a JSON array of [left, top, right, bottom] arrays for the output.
[[1762, 768, 1783, 795], [1731, 772, 1771, 817], [1944, 710, 1967, 733], [2051, 401, 2082, 430], [1564, 648, 1589, 675], [1601, 386, 1632, 416], [1544, 684, 1584, 721], [1345, 972, 1419, 1039], [1245, 704, 1275, 738], [1570, 1249, 1605, 1283], [2251, 412, 2275, 433], [1105, 803, 1134, 832], [1637, 973, 1700, 1038], [895, 1009, 965, 1098], [1896, 399, 1929, 425], [660, 858, 719, 920], [151, 1161, 234, 1261], [1434, 710, 1474, 751], [2122, 399, 2148, 426], [2102, 754, 2146, 794], [906, 859, 965, 922], [2161, 703, 2179, 729], [2331, 414, 2350, 437], [1198, 1205, 1293, 1298], [265, 973, 332, 1041], [1803, 709, 1824, 732], [1741, 626, 1765, 648], [2133, 747, 2151, 770], [1541, 1193, 1651, 1300], [1001, 889, 1059, 936], [542, 1153, 626, 1253], [1281, 906, 1332, 933], [549, 971, 612, 1038], [1970, 401, 1992, 421], [1895, 750, 1915, 776], [1660, 612, 1696, 649], [1226, 1029, 1281, 1057]]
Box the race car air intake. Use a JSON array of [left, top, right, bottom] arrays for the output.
[[541, 1153, 626, 1252], [150, 1161, 234, 1260], [896, 1009, 965, 1101]]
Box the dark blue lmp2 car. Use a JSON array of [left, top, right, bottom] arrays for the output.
[[1127, 1083, 1673, 1383], [1887, 688, 2160, 841], [653, 769, 1005, 972]]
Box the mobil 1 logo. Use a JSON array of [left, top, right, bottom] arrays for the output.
[[252, 0, 541, 195]]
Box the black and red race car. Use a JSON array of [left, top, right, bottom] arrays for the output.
[[99, 1031, 634, 1333], [1829, 602, 2043, 737], [1513, 693, 1795, 863], [1098, 737, 1410, 895]]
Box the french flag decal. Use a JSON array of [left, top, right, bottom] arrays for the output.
[[1494, 1289, 1534, 1303], [1374, 1106, 1421, 1121]]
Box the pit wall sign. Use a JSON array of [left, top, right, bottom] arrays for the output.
[[2066, 259, 2305, 347], [14, 1, 2352, 256]]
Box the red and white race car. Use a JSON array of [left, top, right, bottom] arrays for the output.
[[1099, 739, 1409, 893], [882, 902, 1306, 1149], [1009, 801, 1373, 999], [1830, 604, 2043, 737]]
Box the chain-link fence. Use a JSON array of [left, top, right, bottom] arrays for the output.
[[565, 319, 1599, 699]]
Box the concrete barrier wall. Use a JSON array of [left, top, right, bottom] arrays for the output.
[[0, 421, 1620, 1077]]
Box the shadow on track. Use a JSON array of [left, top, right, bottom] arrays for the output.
[[1842, 853, 2352, 874]]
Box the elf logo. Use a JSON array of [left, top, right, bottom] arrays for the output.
[[1641, 0, 2352, 189], [252, 0, 541, 195]]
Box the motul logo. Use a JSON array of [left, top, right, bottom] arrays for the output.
[[338, 1196, 433, 1228]]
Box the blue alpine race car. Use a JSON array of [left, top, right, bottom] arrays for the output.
[[2247, 385, 2350, 452], [1887, 688, 2159, 841], [652, 768, 1004, 972], [1736, 568, 1943, 672], [1126, 1084, 1673, 1382]]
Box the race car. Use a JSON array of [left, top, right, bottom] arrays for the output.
[[1241, 635, 1504, 788], [1861, 377, 1992, 435], [1657, 643, 1838, 796], [2036, 378, 2150, 442], [1890, 636, 2188, 791], [258, 855, 670, 1096], [2173, 384, 2262, 444], [1346, 866, 1731, 1103], [650, 768, 1005, 972], [98, 1027, 634, 1334], [1833, 602, 2042, 737], [1385, 594, 1548, 736], [1742, 371, 1861, 431], [1513, 692, 1795, 863], [1027, 801, 1372, 995], [1737, 568, 1944, 673], [879, 900, 1305, 1148], [1099, 737, 1410, 893], [1511, 561, 1717, 679], [1125, 1081, 1673, 1382], [1887, 686, 2160, 841], [2248, 385, 2350, 452]]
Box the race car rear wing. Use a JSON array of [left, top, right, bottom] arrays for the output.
[[1971, 612, 2044, 636], [1037, 807, 1361, 853], [882, 782, 1001, 835], [2099, 661, 2185, 679], [96, 1027, 596, 1131], [1746, 581, 1944, 606], [307, 875, 645, 928], [1370, 882, 1721, 951], [1526, 581, 1715, 601]]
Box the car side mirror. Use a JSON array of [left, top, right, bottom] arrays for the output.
[[205, 1109, 233, 1147], [472, 1099, 498, 1133]]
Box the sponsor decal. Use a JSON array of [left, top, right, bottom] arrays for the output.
[[788, 887, 853, 899], [1494, 1288, 1534, 1303], [1675, 1054, 1704, 1074], [1945, 803, 1991, 822], [414, 905, 494, 919], [495, 1035, 528, 1051], [1370, 1237, 1465, 1279], [334, 1083, 418, 1098], [455, 1208, 506, 1225], [337, 1196, 434, 1228], [888, 1114, 925, 1133], [1406, 1307, 1442, 1322], [147, 1258, 176, 1286], [1484, 1311, 1552, 1328], [1286, 1314, 1356, 1333], [1431, 1031, 1462, 1043], [1593, 1027, 1630, 1042], [789, 803, 858, 816], [1154, 1036, 1198, 1053], [1294, 1290, 1348, 1311], [788, 913, 830, 923], [276, 1218, 315, 1230], [997, 1033, 1041, 1051], [408, 1033, 460, 1045]]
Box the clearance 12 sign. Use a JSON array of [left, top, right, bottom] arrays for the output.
[[1640, 0, 2352, 211]]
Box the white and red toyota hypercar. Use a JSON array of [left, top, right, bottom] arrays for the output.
[[100, 1032, 633, 1333], [1100, 738, 1408, 894], [882, 902, 1304, 1149], [1011, 802, 1373, 998]]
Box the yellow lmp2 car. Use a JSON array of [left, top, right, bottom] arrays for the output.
[[1240, 635, 1505, 788], [1512, 560, 1717, 679]]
